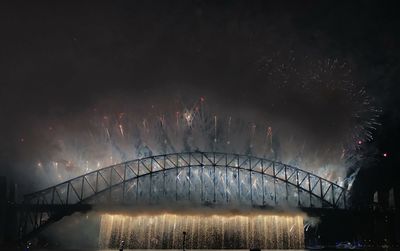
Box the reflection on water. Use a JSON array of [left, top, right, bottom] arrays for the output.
[[99, 214, 304, 249]]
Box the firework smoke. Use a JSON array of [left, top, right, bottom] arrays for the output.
[[13, 55, 379, 195]]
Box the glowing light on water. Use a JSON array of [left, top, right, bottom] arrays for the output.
[[99, 213, 304, 249]]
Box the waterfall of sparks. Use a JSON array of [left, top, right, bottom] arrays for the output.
[[99, 213, 304, 249]]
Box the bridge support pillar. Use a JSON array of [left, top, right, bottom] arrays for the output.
[[0, 176, 18, 245]]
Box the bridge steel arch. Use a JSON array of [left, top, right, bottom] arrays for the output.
[[19, 151, 348, 240]]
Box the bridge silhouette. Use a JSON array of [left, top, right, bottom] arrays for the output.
[[18, 151, 348, 240]]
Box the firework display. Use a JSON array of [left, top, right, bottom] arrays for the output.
[[14, 56, 379, 202], [99, 213, 305, 249], [3, 1, 400, 249]]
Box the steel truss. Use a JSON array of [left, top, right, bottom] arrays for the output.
[[19, 151, 348, 240]]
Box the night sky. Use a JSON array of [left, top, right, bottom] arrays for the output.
[[1, 1, 399, 203]]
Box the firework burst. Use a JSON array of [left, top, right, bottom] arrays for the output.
[[17, 55, 380, 193]]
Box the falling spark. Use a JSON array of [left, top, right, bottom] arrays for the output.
[[250, 124, 256, 148], [227, 116, 231, 145], [119, 124, 124, 137], [175, 111, 180, 129], [214, 115, 217, 143], [159, 115, 165, 128], [105, 128, 111, 141], [99, 214, 304, 249]]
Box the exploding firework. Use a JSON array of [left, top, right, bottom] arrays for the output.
[[16, 55, 379, 194], [257, 52, 381, 151], [257, 52, 381, 186]]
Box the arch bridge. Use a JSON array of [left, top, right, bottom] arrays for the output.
[[19, 151, 348, 240]]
